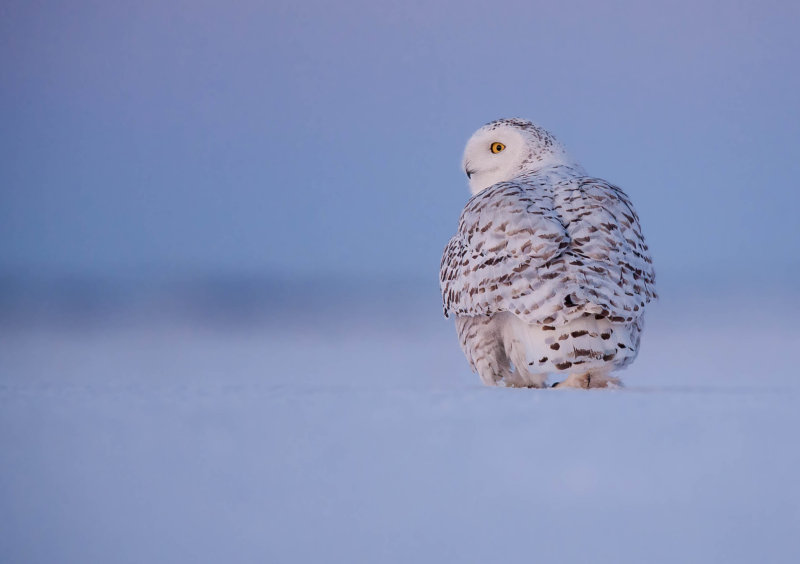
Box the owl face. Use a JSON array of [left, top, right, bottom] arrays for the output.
[[462, 119, 571, 195], [462, 125, 528, 195]]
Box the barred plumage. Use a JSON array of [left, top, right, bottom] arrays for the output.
[[440, 119, 655, 388]]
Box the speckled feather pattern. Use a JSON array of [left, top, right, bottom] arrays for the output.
[[441, 120, 655, 387]]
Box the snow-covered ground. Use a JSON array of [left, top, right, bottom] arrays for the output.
[[1, 283, 798, 563]]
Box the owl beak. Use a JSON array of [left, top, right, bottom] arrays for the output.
[[464, 160, 475, 179]]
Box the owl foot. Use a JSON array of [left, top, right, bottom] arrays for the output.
[[551, 372, 622, 389], [499, 376, 547, 389]]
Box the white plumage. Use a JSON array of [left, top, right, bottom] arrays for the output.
[[440, 119, 656, 388]]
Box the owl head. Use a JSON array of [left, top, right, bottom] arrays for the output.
[[462, 118, 575, 194]]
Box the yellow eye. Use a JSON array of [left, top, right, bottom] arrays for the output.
[[490, 142, 506, 154]]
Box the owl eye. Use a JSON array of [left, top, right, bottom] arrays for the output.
[[490, 142, 506, 154]]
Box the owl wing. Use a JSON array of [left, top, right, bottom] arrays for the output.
[[440, 180, 569, 320], [554, 177, 656, 323], [440, 175, 656, 324]]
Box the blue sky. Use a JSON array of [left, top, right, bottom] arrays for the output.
[[1, 0, 798, 283]]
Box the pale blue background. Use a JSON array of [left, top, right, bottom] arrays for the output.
[[2, 0, 798, 283]]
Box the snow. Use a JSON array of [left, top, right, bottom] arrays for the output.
[[1, 285, 798, 563]]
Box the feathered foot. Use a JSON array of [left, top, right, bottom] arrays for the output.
[[500, 373, 548, 388], [551, 372, 622, 389]]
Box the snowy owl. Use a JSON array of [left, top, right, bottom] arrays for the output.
[[440, 119, 656, 388]]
